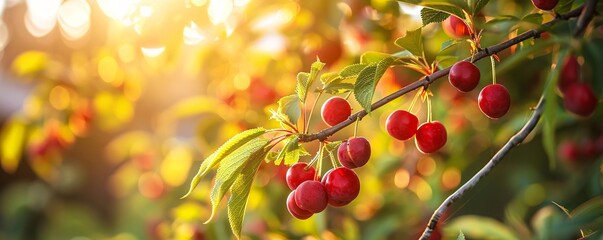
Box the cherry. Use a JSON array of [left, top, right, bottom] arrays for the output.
[[386, 110, 419, 140], [415, 121, 447, 154], [558, 141, 579, 163], [294, 180, 328, 213], [321, 97, 352, 127], [449, 61, 480, 92], [558, 56, 580, 93], [286, 190, 313, 219], [321, 167, 360, 207], [563, 83, 597, 117], [337, 137, 371, 168], [442, 15, 470, 38], [478, 84, 511, 119], [285, 162, 316, 190], [531, 0, 559, 11]]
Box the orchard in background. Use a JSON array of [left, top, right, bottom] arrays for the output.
[[0, 0, 603, 239]]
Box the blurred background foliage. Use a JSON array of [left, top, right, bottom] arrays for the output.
[[0, 0, 602, 239]]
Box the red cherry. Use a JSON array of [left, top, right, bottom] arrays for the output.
[[321, 167, 360, 207], [442, 15, 470, 38], [478, 84, 511, 119], [558, 56, 580, 93], [286, 190, 313, 219], [294, 181, 328, 213], [386, 110, 418, 140], [563, 83, 597, 117], [310, 37, 344, 66], [321, 97, 352, 127], [559, 141, 579, 163], [415, 121, 447, 153], [286, 162, 316, 190], [531, 0, 559, 10], [449, 61, 480, 92], [337, 137, 371, 168]]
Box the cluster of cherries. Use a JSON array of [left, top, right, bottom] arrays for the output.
[[558, 55, 598, 117], [285, 97, 372, 219], [558, 133, 603, 165]]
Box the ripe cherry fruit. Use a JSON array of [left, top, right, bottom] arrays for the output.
[[478, 84, 511, 119], [294, 180, 328, 213], [449, 61, 480, 92], [338, 137, 371, 168], [386, 110, 419, 140], [286, 162, 316, 190], [287, 190, 313, 219], [558, 55, 580, 93], [415, 121, 447, 154], [531, 0, 559, 11], [442, 15, 470, 38], [321, 97, 352, 127], [322, 167, 360, 207], [563, 83, 597, 117]]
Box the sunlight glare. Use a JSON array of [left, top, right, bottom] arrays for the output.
[[57, 0, 91, 40], [208, 0, 233, 25], [141, 46, 165, 57], [183, 21, 206, 45], [97, 0, 139, 24], [252, 33, 286, 56], [24, 0, 60, 37]]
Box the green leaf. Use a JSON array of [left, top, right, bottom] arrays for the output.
[[420, 7, 450, 26], [181, 128, 267, 199], [322, 82, 354, 94], [439, 39, 461, 53], [582, 39, 603, 96], [391, 50, 414, 58], [471, 0, 489, 15], [444, 215, 519, 240], [422, 3, 465, 19], [394, 28, 424, 57], [227, 144, 268, 239], [296, 60, 326, 103], [361, 51, 391, 64], [320, 72, 341, 85], [340, 63, 369, 78], [521, 13, 543, 26], [207, 138, 269, 223], [274, 136, 308, 166], [457, 230, 466, 240], [277, 95, 300, 125], [554, 0, 575, 13], [353, 57, 395, 113], [542, 51, 568, 169]]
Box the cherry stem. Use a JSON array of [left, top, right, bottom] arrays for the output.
[[302, 101, 307, 134], [427, 93, 432, 123], [305, 146, 321, 171], [490, 56, 497, 85], [353, 118, 360, 138], [315, 141, 325, 180], [408, 88, 422, 114], [344, 91, 353, 100], [304, 91, 323, 134], [328, 147, 339, 168]]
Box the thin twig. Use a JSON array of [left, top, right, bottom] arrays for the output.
[[418, 97, 545, 240], [298, 6, 584, 143]]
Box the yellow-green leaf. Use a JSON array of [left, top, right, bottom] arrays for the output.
[[181, 127, 266, 199], [206, 138, 268, 223], [277, 95, 300, 125]]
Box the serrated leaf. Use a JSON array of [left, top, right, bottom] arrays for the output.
[[542, 51, 567, 169], [422, 3, 465, 19], [274, 136, 307, 166], [322, 82, 354, 94], [354, 58, 394, 113], [394, 28, 424, 57], [320, 72, 340, 85], [457, 230, 466, 240], [340, 63, 369, 78], [361, 51, 391, 64], [471, 0, 489, 15], [227, 143, 268, 239], [296, 60, 326, 103], [421, 8, 450, 26], [207, 138, 269, 223], [391, 50, 414, 58], [277, 95, 300, 125], [182, 128, 266, 199]]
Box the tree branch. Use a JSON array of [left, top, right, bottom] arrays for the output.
[[574, 0, 597, 37], [298, 6, 584, 143], [418, 97, 545, 240]]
